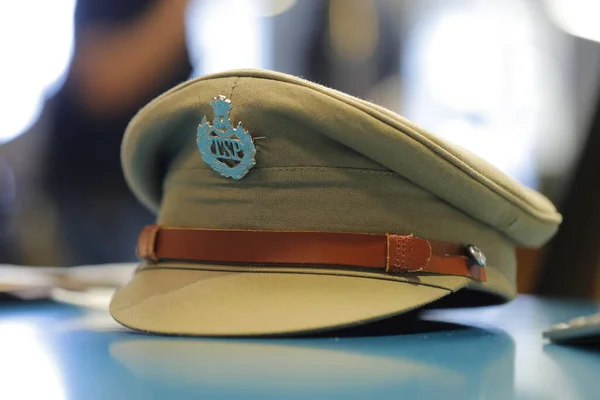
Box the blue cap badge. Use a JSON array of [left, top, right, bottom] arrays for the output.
[[197, 95, 256, 180]]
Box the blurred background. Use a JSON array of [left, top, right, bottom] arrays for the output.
[[0, 0, 599, 298]]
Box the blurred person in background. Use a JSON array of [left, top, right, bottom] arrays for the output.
[[0, 159, 17, 263], [42, 0, 192, 266]]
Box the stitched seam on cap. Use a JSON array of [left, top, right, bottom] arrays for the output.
[[424, 241, 432, 269], [171, 166, 398, 176], [229, 77, 241, 101], [398, 236, 402, 269]]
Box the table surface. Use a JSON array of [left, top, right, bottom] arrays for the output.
[[0, 294, 599, 400]]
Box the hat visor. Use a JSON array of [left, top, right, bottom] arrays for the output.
[[109, 265, 469, 337]]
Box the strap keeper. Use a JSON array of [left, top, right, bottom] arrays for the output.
[[385, 233, 391, 273], [386, 234, 432, 273], [137, 224, 160, 262]]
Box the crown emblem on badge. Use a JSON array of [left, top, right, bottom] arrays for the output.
[[197, 95, 256, 180]]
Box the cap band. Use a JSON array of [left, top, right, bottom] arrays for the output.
[[137, 225, 486, 281]]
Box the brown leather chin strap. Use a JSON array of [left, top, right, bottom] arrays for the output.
[[137, 225, 487, 282]]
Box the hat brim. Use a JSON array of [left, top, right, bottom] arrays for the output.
[[109, 265, 475, 336]]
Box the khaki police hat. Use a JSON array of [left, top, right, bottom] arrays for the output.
[[109, 69, 561, 336]]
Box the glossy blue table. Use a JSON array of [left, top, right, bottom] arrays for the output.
[[0, 295, 598, 400]]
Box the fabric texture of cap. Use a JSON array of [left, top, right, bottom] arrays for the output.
[[109, 69, 562, 336]]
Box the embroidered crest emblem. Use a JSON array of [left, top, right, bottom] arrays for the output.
[[197, 95, 256, 179]]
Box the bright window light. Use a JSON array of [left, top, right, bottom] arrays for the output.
[[403, 5, 546, 188], [0, 321, 65, 400], [185, 0, 272, 77], [545, 0, 600, 43], [0, 0, 76, 144]]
